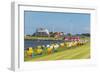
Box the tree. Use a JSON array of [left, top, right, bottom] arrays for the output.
[[75, 34, 81, 36], [67, 33, 72, 36], [81, 33, 90, 37], [49, 32, 54, 37]]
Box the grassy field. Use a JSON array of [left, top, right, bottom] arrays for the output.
[[24, 36, 63, 40], [25, 41, 90, 61]]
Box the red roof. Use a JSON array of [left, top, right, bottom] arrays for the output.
[[64, 36, 80, 41]]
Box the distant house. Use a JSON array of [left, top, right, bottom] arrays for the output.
[[64, 36, 80, 41], [34, 28, 50, 37], [54, 32, 64, 38]]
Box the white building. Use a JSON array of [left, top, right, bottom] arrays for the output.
[[35, 28, 50, 36]]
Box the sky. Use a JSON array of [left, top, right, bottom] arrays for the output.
[[24, 11, 90, 35]]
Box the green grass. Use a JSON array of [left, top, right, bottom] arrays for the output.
[[25, 41, 90, 61], [24, 36, 60, 40]]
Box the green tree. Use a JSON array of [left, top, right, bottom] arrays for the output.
[[67, 33, 72, 36]]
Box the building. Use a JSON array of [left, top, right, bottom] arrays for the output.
[[54, 32, 64, 38], [64, 36, 80, 41], [34, 28, 50, 37]]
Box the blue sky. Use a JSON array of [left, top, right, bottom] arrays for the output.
[[24, 11, 90, 35]]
